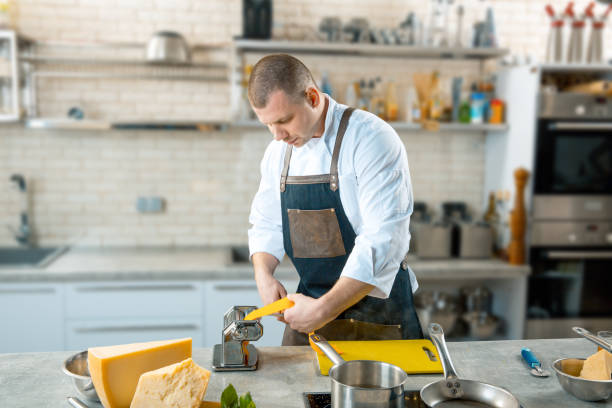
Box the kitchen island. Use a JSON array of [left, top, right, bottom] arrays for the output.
[[0, 338, 605, 408]]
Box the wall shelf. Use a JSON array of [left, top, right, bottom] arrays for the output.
[[233, 119, 508, 133], [233, 39, 510, 60], [25, 118, 228, 131]]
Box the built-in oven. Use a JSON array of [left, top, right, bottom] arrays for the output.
[[527, 92, 612, 339]]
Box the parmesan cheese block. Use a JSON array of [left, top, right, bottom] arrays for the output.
[[88, 338, 192, 408], [579, 349, 612, 381], [130, 358, 211, 408]]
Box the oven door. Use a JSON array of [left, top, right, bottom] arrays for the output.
[[526, 248, 612, 338], [534, 120, 612, 195], [528, 248, 612, 319]]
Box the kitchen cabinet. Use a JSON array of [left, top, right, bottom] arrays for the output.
[[65, 317, 203, 350], [64, 281, 205, 349], [0, 278, 299, 352], [0, 283, 64, 352], [203, 279, 298, 347], [65, 281, 203, 319]]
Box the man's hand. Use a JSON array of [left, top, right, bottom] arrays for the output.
[[283, 293, 331, 333], [284, 277, 376, 334]]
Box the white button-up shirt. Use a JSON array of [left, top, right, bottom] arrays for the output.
[[248, 95, 418, 298]]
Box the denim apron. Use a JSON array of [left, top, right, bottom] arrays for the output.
[[280, 107, 423, 346]]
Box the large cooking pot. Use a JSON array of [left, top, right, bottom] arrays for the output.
[[420, 323, 521, 407], [309, 333, 407, 408]]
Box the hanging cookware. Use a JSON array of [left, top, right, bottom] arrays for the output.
[[420, 323, 521, 407], [309, 333, 408, 408]]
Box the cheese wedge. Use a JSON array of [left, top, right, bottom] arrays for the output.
[[579, 349, 612, 381], [130, 358, 210, 408], [88, 338, 192, 408]]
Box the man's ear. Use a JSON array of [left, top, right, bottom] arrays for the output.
[[305, 87, 320, 109]]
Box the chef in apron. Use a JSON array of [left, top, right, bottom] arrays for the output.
[[247, 54, 422, 345]]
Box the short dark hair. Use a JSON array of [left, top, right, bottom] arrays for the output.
[[248, 54, 317, 108]]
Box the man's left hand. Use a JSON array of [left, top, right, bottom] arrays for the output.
[[283, 293, 333, 333]]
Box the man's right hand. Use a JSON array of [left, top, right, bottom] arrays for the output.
[[251, 252, 287, 321]]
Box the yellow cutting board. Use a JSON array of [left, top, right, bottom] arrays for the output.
[[315, 339, 443, 376]]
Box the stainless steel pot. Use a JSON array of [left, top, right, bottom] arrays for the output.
[[309, 333, 407, 408], [420, 323, 520, 407], [145, 31, 191, 64]]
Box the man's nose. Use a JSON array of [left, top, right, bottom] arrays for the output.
[[271, 126, 288, 141]]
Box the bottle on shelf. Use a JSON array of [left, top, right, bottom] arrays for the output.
[[320, 71, 333, 97], [385, 80, 399, 122], [345, 81, 357, 108], [404, 86, 419, 123], [357, 79, 369, 112], [484, 191, 501, 253]]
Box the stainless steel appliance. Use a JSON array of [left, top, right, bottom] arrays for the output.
[[527, 91, 612, 338]]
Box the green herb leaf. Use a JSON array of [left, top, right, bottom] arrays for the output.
[[239, 392, 253, 408], [220, 384, 238, 408]]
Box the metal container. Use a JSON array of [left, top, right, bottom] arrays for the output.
[[145, 31, 191, 64], [552, 358, 612, 401], [462, 311, 500, 339], [309, 333, 407, 408], [412, 222, 452, 259], [458, 222, 493, 258], [414, 291, 459, 335], [62, 351, 100, 403]]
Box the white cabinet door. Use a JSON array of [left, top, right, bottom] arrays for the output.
[[65, 317, 203, 351], [0, 283, 63, 352], [65, 281, 202, 319], [203, 280, 298, 347], [64, 281, 205, 350]]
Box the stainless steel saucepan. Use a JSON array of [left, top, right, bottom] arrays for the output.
[[420, 323, 521, 407], [309, 333, 408, 408]]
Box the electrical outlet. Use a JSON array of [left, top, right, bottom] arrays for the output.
[[136, 196, 165, 213]]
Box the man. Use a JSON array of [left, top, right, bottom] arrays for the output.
[[247, 54, 422, 346]]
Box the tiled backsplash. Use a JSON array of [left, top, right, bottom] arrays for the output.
[[1, 0, 606, 246]]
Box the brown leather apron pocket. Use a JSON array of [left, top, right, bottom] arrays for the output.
[[287, 208, 346, 258], [317, 319, 403, 341]]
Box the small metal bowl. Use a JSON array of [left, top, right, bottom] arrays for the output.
[[552, 358, 612, 401], [62, 351, 100, 403]]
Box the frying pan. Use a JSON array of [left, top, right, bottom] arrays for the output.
[[420, 323, 521, 407]]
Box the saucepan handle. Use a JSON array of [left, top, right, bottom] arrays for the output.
[[573, 327, 612, 353], [428, 323, 460, 381], [309, 333, 345, 366]]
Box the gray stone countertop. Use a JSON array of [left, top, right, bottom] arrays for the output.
[[0, 246, 530, 283], [0, 338, 605, 408]]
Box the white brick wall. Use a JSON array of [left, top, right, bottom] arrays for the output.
[[1, 0, 607, 247]]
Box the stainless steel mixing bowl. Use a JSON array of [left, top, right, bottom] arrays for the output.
[[62, 350, 100, 402], [552, 357, 612, 401]]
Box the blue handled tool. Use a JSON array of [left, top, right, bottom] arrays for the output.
[[521, 348, 550, 377]]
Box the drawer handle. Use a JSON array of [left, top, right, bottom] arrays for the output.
[[74, 324, 198, 333], [213, 285, 258, 291], [76, 284, 196, 292], [0, 288, 55, 294]]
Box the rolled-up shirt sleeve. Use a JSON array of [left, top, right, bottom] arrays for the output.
[[340, 122, 414, 298], [248, 142, 285, 262]]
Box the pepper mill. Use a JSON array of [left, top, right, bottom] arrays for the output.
[[508, 168, 529, 265]]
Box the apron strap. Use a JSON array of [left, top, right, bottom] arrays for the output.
[[330, 107, 355, 192], [280, 143, 293, 192], [279, 107, 355, 193]]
